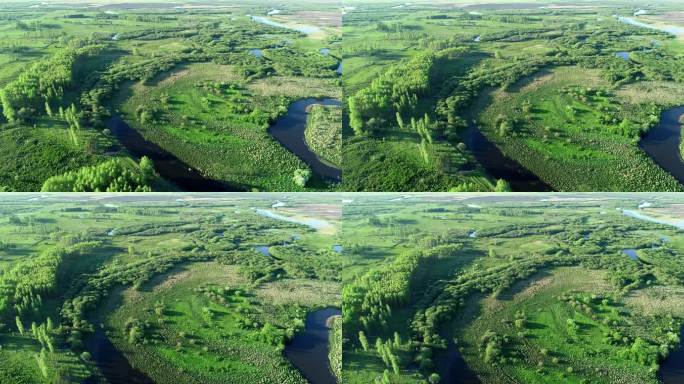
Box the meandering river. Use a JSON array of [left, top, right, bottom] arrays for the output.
[[250, 15, 321, 35], [462, 120, 552, 191], [617, 16, 684, 36], [639, 106, 684, 185], [108, 116, 237, 191], [255, 208, 335, 231], [110, 96, 341, 189], [660, 324, 684, 384], [85, 327, 153, 384], [284, 308, 341, 384], [268, 98, 342, 181], [622, 209, 684, 230]]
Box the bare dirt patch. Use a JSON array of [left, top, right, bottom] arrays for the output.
[[290, 11, 342, 28], [280, 203, 341, 221]]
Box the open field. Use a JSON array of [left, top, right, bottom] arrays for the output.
[[0, 1, 341, 191], [342, 193, 684, 383], [0, 193, 344, 383], [343, 1, 684, 191]]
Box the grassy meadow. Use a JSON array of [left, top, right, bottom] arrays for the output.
[[342, 1, 684, 191], [342, 193, 684, 383], [0, 1, 342, 191], [305, 104, 342, 167], [0, 193, 343, 383]]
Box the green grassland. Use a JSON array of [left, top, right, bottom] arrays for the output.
[[479, 67, 684, 191], [342, 193, 684, 383], [0, 1, 341, 191], [343, 1, 684, 191], [117, 62, 339, 191], [305, 104, 342, 167], [0, 193, 344, 383]]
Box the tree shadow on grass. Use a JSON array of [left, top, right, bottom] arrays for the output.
[[524, 321, 547, 330], [503, 67, 553, 94], [495, 270, 554, 301]]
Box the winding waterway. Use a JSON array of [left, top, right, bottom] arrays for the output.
[[85, 327, 153, 384], [250, 15, 321, 35], [435, 341, 481, 384], [110, 96, 342, 189], [255, 208, 334, 231], [622, 209, 684, 230], [108, 116, 237, 191], [284, 307, 341, 384], [268, 98, 342, 181], [660, 324, 684, 384], [618, 16, 684, 35], [462, 120, 552, 191], [639, 106, 684, 185]]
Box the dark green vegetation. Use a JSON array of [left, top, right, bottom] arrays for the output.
[[0, 1, 341, 191], [0, 193, 343, 383], [343, 1, 684, 191], [329, 315, 343, 381], [305, 104, 342, 167], [342, 193, 684, 383], [41, 156, 159, 192]]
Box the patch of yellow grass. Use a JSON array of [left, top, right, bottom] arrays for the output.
[[256, 278, 340, 307], [131, 63, 240, 95], [482, 267, 611, 313], [625, 285, 684, 317], [248, 76, 341, 99], [122, 262, 245, 303], [617, 81, 684, 105]]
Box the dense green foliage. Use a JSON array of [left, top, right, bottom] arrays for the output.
[[343, 2, 684, 191], [0, 46, 100, 123], [41, 157, 157, 192], [329, 315, 343, 381], [0, 194, 343, 383], [342, 194, 684, 384]]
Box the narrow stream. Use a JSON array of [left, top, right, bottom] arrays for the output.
[[617, 16, 684, 35], [461, 120, 552, 191], [660, 324, 684, 384], [639, 105, 684, 185], [84, 326, 153, 384], [268, 98, 342, 181], [108, 116, 238, 191], [284, 307, 341, 384], [435, 341, 481, 384]]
